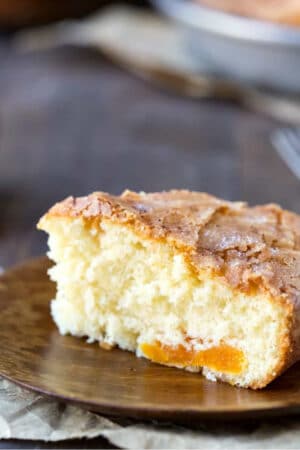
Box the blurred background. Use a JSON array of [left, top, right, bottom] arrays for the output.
[[0, 0, 299, 268]]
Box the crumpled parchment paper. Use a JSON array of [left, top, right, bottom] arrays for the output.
[[0, 378, 117, 441]]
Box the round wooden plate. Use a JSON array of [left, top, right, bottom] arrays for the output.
[[1, 257, 300, 423]]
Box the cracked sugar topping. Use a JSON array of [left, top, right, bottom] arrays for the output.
[[43, 189, 300, 304]]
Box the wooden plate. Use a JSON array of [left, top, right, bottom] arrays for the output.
[[1, 257, 300, 423]]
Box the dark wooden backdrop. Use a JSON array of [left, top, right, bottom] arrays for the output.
[[0, 31, 299, 449]]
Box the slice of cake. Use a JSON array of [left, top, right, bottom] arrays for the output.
[[37, 190, 300, 389]]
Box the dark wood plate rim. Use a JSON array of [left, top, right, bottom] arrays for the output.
[[2, 370, 300, 422]]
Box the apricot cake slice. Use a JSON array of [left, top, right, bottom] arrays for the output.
[[37, 190, 300, 389]]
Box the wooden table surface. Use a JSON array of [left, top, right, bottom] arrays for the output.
[[0, 30, 299, 449]]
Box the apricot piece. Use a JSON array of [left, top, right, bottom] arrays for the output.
[[140, 341, 246, 375]]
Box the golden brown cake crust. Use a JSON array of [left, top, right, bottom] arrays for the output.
[[43, 190, 300, 307]]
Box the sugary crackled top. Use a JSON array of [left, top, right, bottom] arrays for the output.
[[43, 190, 300, 304]]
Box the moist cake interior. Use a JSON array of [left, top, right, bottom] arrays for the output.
[[44, 217, 290, 389]]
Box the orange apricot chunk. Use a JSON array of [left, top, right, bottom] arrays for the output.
[[140, 341, 246, 375]]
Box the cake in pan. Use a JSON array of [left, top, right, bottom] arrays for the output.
[[38, 190, 300, 389], [199, 0, 300, 26]]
